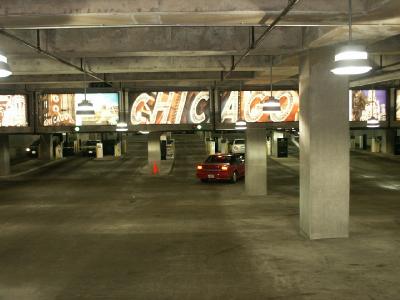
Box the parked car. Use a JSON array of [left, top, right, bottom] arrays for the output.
[[231, 139, 245, 154], [196, 154, 245, 183], [62, 141, 75, 156], [81, 140, 101, 157], [26, 139, 40, 158]]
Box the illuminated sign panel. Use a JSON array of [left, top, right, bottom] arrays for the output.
[[129, 91, 210, 125], [0, 95, 28, 127], [40, 93, 119, 126], [220, 91, 299, 123], [396, 90, 400, 121], [349, 90, 387, 122]]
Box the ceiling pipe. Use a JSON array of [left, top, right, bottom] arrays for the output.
[[0, 29, 112, 86], [223, 0, 301, 80]]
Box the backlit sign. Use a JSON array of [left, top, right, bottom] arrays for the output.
[[40, 93, 119, 126], [0, 95, 28, 127], [349, 90, 387, 122], [129, 91, 210, 125], [220, 91, 299, 123]]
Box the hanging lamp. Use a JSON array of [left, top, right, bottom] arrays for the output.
[[366, 90, 380, 128], [76, 60, 95, 116], [262, 57, 281, 113], [116, 122, 128, 132], [0, 52, 12, 78], [366, 116, 379, 128], [235, 83, 247, 130], [331, 0, 372, 75]]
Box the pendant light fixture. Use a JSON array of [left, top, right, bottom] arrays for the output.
[[0, 52, 12, 78], [76, 60, 95, 116], [367, 90, 380, 128], [262, 56, 281, 113], [331, 0, 372, 75], [116, 122, 128, 132], [366, 117, 379, 128], [235, 83, 247, 130]]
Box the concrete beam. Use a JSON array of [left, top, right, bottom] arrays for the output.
[[0, 72, 258, 84], [303, 25, 400, 50], [6, 55, 278, 75], [350, 70, 400, 87], [0, 67, 298, 84], [0, 0, 375, 28], [0, 27, 302, 58]]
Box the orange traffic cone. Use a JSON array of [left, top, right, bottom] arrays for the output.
[[152, 161, 159, 175]]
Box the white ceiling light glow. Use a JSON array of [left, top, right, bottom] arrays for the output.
[[331, 0, 372, 76], [235, 120, 247, 130], [116, 122, 128, 132], [366, 117, 379, 128]]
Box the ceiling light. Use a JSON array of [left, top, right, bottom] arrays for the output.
[[262, 96, 281, 112], [334, 45, 368, 61], [367, 117, 379, 128], [235, 120, 246, 127], [116, 122, 128, 132], [76, 99, 95, 116], [77, 59, 95, 116], [331, 0, 372, 76], [235, 126, 247, 130], [262, 56, 282, 113], [0, 53, 12, 78]]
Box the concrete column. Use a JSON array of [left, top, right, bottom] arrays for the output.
[[39, 134, 54, 160], [383, 129, 396, 154], [299, 47, 349, 239], [148, 132, 161, 171], [245, 125, 267, 196], [0, 135, 10, 176], [371, 137, 379, 153], [271, 131, 284, 157], [121, 134, 127, 155]]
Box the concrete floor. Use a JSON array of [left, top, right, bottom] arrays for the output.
[[0, 145, 399, 299]]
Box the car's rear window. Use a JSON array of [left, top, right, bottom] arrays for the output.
[[234, 140, 245, 145], [205, 155, 232, 163]]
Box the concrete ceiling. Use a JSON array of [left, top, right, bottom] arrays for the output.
[[0, 0, 399, 89]]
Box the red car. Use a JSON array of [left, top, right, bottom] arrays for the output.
[[196, 154, 245, 183]]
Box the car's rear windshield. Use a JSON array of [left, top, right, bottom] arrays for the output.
[[234, 140, 245, 144], [205, 155, 232, 163]]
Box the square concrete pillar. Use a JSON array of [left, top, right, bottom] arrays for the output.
[[245, 125, 267, 196], [0, 135, 10, 176], [39, 134, 54, 160], [299, 47, 349, 239], [383, 129, 396, 155], [148, 132, 161, 173]]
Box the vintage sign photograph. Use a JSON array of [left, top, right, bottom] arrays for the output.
[[129, 91, 210, 125], [0, 94, 28, 127], [40, 93, 119, 126], [349, 90, 387, 122], [396, 90, 400, 121], [220, 90, 299, 123]]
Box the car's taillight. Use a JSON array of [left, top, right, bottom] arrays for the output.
[[197, 165, 203, 170], [221, 166, 228, 171]]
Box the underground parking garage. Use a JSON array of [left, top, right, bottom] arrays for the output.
[[0, 0, 400, 299]]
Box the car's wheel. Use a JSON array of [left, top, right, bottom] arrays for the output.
[[231, 171, 238, 183]]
